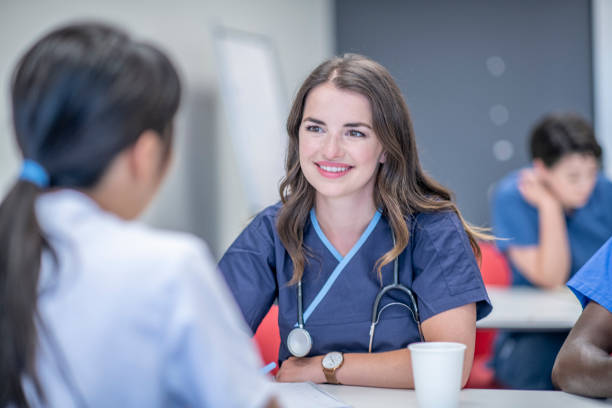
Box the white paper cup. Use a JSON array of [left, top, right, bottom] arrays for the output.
[[408, 342, 466, 408]]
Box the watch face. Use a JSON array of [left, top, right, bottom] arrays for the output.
[[322, 351, 343, 369]]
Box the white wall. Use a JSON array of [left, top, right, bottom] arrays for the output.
[[0, 0, 333, 257], [593, 0, 612, 178]]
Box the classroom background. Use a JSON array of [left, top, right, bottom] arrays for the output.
[[1, 0, 611, 259]]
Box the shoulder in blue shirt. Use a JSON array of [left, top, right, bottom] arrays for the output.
[[567, 236, 612, 313]]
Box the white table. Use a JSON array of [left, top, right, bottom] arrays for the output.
[[476, 286, 582, 330], [319, 384, 612, 408]]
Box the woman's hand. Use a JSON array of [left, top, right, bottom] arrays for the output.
[[275, 356, 326, 383]]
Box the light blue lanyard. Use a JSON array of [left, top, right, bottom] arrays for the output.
[[297, 208, 382, 325]]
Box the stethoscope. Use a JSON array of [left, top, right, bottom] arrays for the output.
[[286, 232, 425, 357]]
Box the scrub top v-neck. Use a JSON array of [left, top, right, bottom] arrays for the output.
[[219, 203, 491, 363], [300, 208, 382, 324]]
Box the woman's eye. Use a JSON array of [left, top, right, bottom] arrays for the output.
[[348, 129, 365, 138], [306, 125, 324, 133]]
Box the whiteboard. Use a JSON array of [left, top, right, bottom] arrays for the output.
[[593, 0, 612, 179], [213, 27, 288, 213]]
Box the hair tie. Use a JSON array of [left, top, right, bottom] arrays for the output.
[[19, 159, 50, 188]]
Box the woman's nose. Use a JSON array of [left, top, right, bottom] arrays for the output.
[[322, 132, 342, 159]]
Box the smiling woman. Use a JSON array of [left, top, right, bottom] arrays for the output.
[[219, 54, 493, 389]]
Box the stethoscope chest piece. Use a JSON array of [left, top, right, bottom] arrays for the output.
[[287, 327, 312, 357]]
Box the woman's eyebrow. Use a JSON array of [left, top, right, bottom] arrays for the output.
[[302, 117, 372, 129], [302, 117, 325, 125], [344, 122, 372, 129]]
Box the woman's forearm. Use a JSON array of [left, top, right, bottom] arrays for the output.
[[337, 347, 472, 389], [336, 348, 415, 388]]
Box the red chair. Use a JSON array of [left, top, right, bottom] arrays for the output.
[[466, 241, 510, 388], [253, 304, 280, 375]]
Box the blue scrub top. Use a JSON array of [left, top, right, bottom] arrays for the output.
[[492, 170, 612, 286], [568, 236, 612, 313], [219, 203, 492, 363]]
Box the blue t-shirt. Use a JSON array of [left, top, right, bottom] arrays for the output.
[[219, 203, 492, 363], [492, 169, 612, 286], [567, 236, 612, 313]]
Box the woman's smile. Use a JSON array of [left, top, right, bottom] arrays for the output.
[[316, 161, 353, 178]]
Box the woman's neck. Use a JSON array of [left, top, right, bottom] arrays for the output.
[[314, 195, 378, 257]]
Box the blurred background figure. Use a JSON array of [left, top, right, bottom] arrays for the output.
[[490, 113, 612, 389]]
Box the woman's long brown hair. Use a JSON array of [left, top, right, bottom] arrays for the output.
[[277, 54, 489, 285]]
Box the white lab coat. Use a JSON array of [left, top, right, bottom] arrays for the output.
[[26, 189, 272, 407]]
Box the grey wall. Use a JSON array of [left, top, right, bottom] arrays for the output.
[[336, 0, 593, 226]]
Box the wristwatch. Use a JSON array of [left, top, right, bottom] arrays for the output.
[[321, 351, 344, 384]]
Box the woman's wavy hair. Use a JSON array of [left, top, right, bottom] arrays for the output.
[[277, 54, 488, 285]]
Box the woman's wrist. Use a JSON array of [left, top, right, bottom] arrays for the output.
[[313, 355, 327, 383]]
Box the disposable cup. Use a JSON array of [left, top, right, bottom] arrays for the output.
[[408, 342, 466, 408]]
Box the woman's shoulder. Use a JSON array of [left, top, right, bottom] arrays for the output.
[[105, 221, 216, 287], [411, 208, 461, 231], [221, 202, 283, 256], [242, 202, 282, 238], [408, 209, 472, 249], [253, 202, 283, 224], [126, 224, 209, 261]]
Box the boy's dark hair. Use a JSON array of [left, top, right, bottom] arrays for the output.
[[529, 113, 602, 168]]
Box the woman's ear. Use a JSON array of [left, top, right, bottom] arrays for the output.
[[379, 151, 387, 164]]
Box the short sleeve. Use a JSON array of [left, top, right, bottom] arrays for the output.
[[218, 212, 278, 333], [162, 241, 273, 408], [567, 237, 612, 313], [411, 212, 492, 322], [492, 175, 538, 252]]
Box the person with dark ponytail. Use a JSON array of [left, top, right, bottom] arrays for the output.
[[0, 22, 276, 407]]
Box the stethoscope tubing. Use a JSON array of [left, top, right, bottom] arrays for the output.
[[297, 280, 305, 328], [288, 229, 424, 357]]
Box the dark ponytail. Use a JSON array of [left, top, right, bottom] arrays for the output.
[[0, 182, 47, 406], [0, 22, 181, 406]]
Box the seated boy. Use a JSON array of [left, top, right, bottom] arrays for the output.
[[491, 113, 612, 389]]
